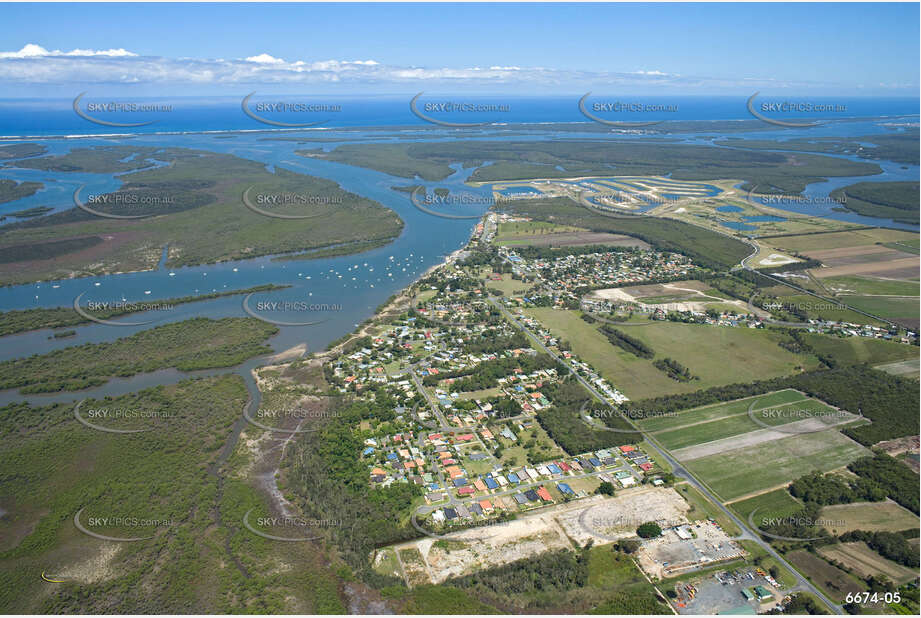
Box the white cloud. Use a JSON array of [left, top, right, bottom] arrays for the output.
[[0, 43, 137, 59], [244, 53, 285, 64], [0, 44, 903, 93]]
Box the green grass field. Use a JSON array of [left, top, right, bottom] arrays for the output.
[[729, 489, 804, 523], [636, 389, 806, 432], [653, 398, 844, 451], [817, 501, 920, 534], [822, 275, 919, 296], [769, 228, 920, 253], [803, 332, 919, 366], [774, 294, 888, 326], [495, 221, 586, 240], [683, 431, 869, 502], [838, 295, 919, 322], [486, 274, 536, 296], [524, 309, 817, 400]]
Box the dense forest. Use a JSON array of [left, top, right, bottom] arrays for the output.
[[288, 397, 422, 583], [788, 471, 886, 505], [537, 378, 637, 453], [848, 453, 920, 514]]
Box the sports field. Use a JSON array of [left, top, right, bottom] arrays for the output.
[[682, 430, 870, 502]]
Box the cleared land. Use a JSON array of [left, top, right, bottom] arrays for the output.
[[818, 501, 919, 534], [674, 483, 742, 536], [803, 333, 918, 367], [654, 398, 843, 451], [818, 542, 918, 584], [822, 275, 919, 297], [682, 430, 870, 502], [837, 295, 919, 328], [768, 228, 920, 253], [387, 488, 689, 586], [874, 357, 920, 379]]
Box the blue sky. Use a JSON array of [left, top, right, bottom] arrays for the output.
[[0, 2, 918, 96]]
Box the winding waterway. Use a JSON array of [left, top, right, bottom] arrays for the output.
[[0, 119, 917, 405]]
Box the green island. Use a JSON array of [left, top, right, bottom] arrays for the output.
[[0, 179, 43, 205], [0, 283, 288, 337], [0, 317, 277, 393], [715, 130, 921, 166], [0, 205, 54, 220], [0, 142, 48, 160], [0, 145, 403, 286], [829, 181, 919, 225]]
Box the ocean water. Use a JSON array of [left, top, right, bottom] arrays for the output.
[[0, 95, 917, 138]]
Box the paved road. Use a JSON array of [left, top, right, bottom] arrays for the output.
[[490, 294, 843, 615]]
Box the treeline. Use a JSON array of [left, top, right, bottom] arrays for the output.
[[848, 453, 919, 514], [758, 502, 834, 544], [653, 358, 695, 382], [620, 365, 919, 446], [789, 471, 886, 505], [511, 244, 634, 260], [425, 352, 558, 391], [536, 378, 636, 453], [599, 325, 654, 359], [840, 530, 919, 568]]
